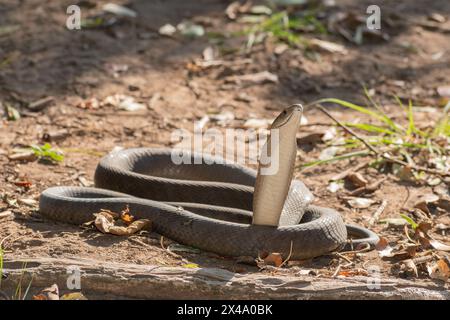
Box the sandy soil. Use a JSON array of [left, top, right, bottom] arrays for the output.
[[0, 0, 449, 298]]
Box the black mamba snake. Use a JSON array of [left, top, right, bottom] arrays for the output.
[[39, 105, 378, 259]]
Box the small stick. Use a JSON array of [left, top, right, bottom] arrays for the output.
[[279, 241, 293, 268], [368, 200, 388, 227], [340, 243, 372, 255], [315, 104, 450, 177], [335, 252, 354, 264], [401, 185, 411, 210]]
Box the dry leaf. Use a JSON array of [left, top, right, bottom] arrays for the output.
[[225, 1, 240, 20], [94, 211, 115, 233], [18, 198, 38, 207], [263, 252, 283, 267], [378, 241, 418, 260], [309, 38, 348, 55], [102, 94, 145, 111], [120, 206, 134, 224], [108, 219, 151, 236], [338, 269, 368, 277], [0, 210, 13, 219], [345, 172, 368, 188], [13, 180, 32, 188], [76, 98, 99, 110], [226, 71, 278, 85], [296, 132, 325, 145], [346, 197, 375, 209], [60, 292, 88, 300], [427, 259, 449, 281], [413, 194, 440, 215], [8, 151, 37, 161], [403, 259, 418, 277], [429, 239, 450, 252], [417, 221, 433, 233], [33, 284, 59, 300], [376, 237, 394, 258]]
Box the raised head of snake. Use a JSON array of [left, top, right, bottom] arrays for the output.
[[252, 104, 303, 226]]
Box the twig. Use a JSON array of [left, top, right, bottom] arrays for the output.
[[332, 253, 354, 278], [401, 185, 411, 210], [315, 104, 450, 177], [368, 200, 388, 227], [316, 104, 378, 153], [340, 243, 372, 255], [332, 265, 342, 278], [279, 241, 293, 268], [0, 234, 13, 248], [160, 236, 166, 250], [159, 236, 189, 263], [335, 252, 354, 264]]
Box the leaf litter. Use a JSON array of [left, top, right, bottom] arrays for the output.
[[88, 206, 151, 236]]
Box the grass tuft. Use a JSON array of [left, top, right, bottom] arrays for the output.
[[303, 94, 449, 175]]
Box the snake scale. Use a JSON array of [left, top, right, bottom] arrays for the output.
[[39, 105, 378, 259]]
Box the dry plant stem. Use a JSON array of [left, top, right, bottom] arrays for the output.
[[340, 243, 372, 255], [401, 254, 435, 266], [279, 241, 294, 268], [368, 200, 388, 227], [315, 105, 450, 177], [335, 252, 354, 264], [332, 253, 353, 278], [0, 234, 13, 248], [401, 185, 411, 210]]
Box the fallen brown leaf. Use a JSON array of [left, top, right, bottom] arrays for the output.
[[13, 180, 32, 188], [93, 211, 116, 233], [345, 172, 368, 188], [33, 284, 59, 300], [263, 253, 283, 267], [338, 269, 368, 277], [120, 205, 134, 225], [429, 239, 450, 252], [108, 219, 151, 236], [427, 259, 449, 281], [60, 292, 88, 300]]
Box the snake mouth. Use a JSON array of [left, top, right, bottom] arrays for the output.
[[270, 104, 303, 129]]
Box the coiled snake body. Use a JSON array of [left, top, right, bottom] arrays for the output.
[[40, 105, 378, 259]]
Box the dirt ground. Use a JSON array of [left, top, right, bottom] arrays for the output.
[[0, 0, 449, 298]]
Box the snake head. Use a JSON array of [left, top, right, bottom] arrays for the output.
[[270, 104, 303, 129]]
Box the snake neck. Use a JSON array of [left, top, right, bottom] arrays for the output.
[[252, 107, 302, 226]]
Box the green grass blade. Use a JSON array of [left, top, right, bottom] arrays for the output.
[[22, 274, 34, 300], [343, 122, 395, 135], [364, 86, 385, 114], [400, 214, 418, 230], [433, 107, 449, 137], [406, 100, 415, 136], [300, 150, 369, 168], [312, 98, 401, 132]]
